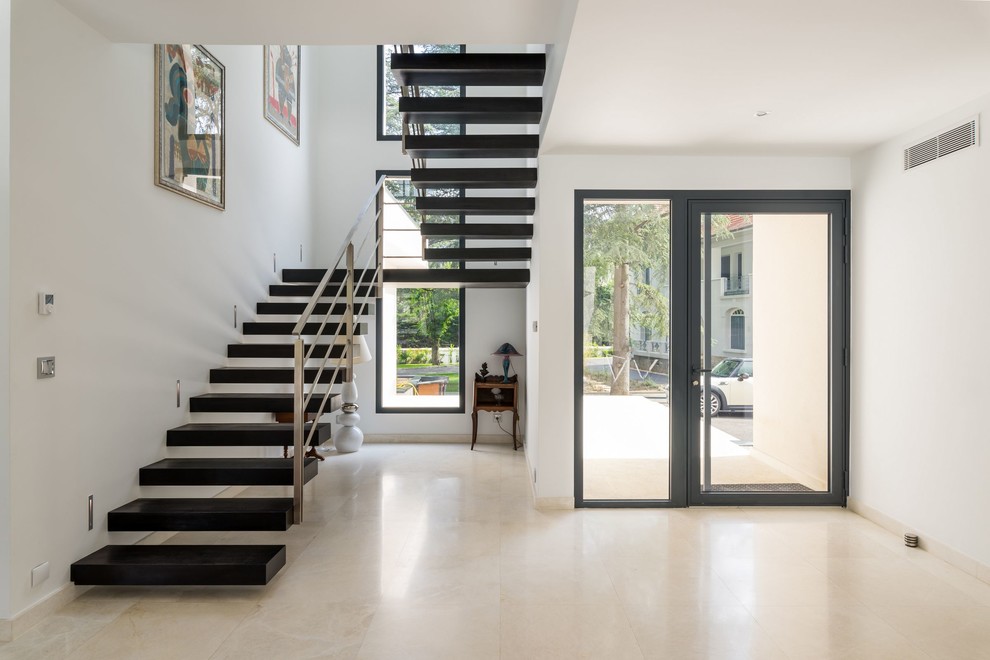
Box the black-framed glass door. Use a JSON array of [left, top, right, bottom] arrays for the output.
[[575, 191, 848, 508], [689, 198, 848, 505], [575, 193, 689, 507]]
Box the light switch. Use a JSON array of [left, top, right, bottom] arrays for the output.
[[37, 356, 55, 378], [38, 293, 54, 315]]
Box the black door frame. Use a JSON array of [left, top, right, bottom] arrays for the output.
[[574, 190, 850, 508]]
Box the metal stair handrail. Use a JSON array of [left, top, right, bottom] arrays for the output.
[[292, 176, 385, 523]]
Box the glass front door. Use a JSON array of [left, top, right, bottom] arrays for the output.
[[575, 192, 848, 507], [690, 202, 847, 505]]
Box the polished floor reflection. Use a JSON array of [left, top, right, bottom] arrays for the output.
[[3, 443, 990, 659]]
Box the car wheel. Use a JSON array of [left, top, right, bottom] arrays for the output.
[[700, 392, 721, 417]]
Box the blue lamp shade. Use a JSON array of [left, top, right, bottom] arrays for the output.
[[492, 343, 523, 383]]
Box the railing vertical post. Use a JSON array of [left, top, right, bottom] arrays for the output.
[[292, 335, 305, 524], [346, 243, 355, 375], [376, 189, 385, 297], [333, 243, 365, 453]]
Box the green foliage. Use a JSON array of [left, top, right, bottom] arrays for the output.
[[583, 345, 613, 358], [397, 347, 431, 364], [383, 44, 462, 137], [584, 202, 672, 344], [397, 288, 460, 365]]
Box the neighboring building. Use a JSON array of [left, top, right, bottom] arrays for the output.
[[631, 214, 753, 366]]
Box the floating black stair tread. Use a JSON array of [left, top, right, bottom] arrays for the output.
[[71, 545, 286, 586], [269, 283, 378, 298], [140, 457, 319, 487], [108, 498, 294, 532], [228, 344, 345, 359], [167, 422, 332, 446], [210, 367, 347, 385], [399, 97, 542, 124], [189, 394, 341, 414], [424, 247, 532, 262], [242, 322, 367, 336], [416, 197, 535, 216], [384, 268, 529, 288], [405, 135, 539, 160], [421, 223, 533, 240], [256, 301, 375, 316], [281, 268, 377, 284], [391, 53, 546, 86], [411, 167, 537, 190]]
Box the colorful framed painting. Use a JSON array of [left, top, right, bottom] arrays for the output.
[[154, 44, 225, 210], [264, 45, 300, 145]]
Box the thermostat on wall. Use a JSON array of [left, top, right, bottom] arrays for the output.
[[38, 292, 54, 315]]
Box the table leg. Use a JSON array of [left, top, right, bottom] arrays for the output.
[[512, 410, 519, 450], [471, 410, 478, 450]]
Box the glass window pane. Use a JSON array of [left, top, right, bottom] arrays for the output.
[[582, 200, 671, 501], [701, 213, 829, 493], [381, 44, 462, 138]]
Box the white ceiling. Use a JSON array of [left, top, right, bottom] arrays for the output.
[[53, 0, 570, 45], [541, 0, 990, 156], [57, 0, 990, 157]]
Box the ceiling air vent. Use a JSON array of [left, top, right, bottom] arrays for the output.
[[904, 117, 979, 170]]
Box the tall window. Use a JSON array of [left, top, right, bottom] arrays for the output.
[[730, 309, 746, 350], [377, 173, 465, 412], [377, 44, 464, 140]]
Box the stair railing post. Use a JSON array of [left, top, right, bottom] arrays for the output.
[[376, 187, 384, 297], [333, 242, 364, 452], [292, 335, 305, 524], [347, 243, 355, 378]]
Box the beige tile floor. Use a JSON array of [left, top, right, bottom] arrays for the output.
[[3, 443, 990, 659], [582, 396, 817, 500]]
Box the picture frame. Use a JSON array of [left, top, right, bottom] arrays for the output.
[[154, 44, 225, 210], [264, 45, 300, 145]]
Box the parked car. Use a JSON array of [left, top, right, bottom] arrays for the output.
[[701, 358, 752, 416]]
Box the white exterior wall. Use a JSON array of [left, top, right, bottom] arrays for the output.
[[708, 227, 753, 362], [851, 94, 990, 568], [751, 214, 829, 490], [6, 0, 317, 617], [0, 0, 11, 625], [531, 154, 851, 503]]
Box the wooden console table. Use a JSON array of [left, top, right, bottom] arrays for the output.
[[471, 380, 519, 450]]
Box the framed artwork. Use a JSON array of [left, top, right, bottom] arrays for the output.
[[264, 45, 300, 145], [155, 44, 225, 210]]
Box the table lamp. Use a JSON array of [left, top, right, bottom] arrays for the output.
[[492, 342, 523, 383]]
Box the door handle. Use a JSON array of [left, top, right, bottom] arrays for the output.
[[691, 367, 711, 387]]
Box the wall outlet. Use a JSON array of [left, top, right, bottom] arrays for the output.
[[37, 356, 55, 379], [31, 562, 49, 587]]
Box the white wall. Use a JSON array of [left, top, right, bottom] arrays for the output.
[[310, 45, 527, 438], [752, 214, 829, 490], [7, 0, 316, 616], [531, 154, 851, 502], [851, 95, 990, 567], [0, 0, 12, 623]]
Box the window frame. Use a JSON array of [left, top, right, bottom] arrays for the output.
[[729, 309, 746, 350], [374, 169, 467, 414], [376, 44, 467, 142]]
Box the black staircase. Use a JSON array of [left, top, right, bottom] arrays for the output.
[[71, 46, 545, 588], [71, 269, 371, 586], [391, 48, 545, 286]]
